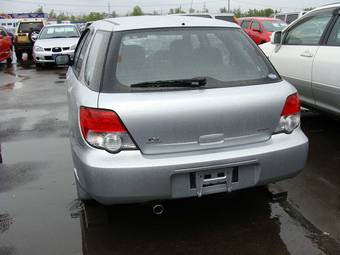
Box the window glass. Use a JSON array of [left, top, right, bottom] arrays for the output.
[[39, 26, 79, 39], [74, 30, 93, 74], [241, 20, 251, 29], [215, 16, 234, 23], [286, 14, 299, 24], [115, 28, 278, 89], [18, 22, 43, 32], [285, 14, 332, 45], [276, 15, 286, 22], [251, 21, 261, 31], [327, 17, 340, 46], [262, 20, 287, 32], [84, 31, 111, 90]]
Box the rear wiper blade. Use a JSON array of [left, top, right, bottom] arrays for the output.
[[130, 78, 206, 88]]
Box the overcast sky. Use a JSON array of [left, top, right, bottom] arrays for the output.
[[0, 0, 335, 16]]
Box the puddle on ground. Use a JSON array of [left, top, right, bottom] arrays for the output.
[[0, 82, 23, 91]]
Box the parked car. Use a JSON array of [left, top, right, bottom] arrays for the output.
[[57, 16, 308, 205], [0, 26, 13, 64], [273, 11, 307, 24], [178, 13, 238, 24], [238, 17, 287, 44], [33, 24, 80, 68], [14, 19, 46, 61], [260, 3, 340, 117]]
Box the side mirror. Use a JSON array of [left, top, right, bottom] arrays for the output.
[[271, 31, 282, 44], [55, 55, 72, 66]]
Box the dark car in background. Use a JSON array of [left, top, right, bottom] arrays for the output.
[[238, 17, 287, 44]]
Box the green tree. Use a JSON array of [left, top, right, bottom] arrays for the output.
[[220, 7, 227, 13], [35, 6, 43, 13], [174, 7, 185, 14], [189, 8, 195, 13], [48, 9, 57, 19], [131, 6, 143, 16], [233, 8, 242, 18], [169, 8, 175, 14], [112, 11, 118, 18]]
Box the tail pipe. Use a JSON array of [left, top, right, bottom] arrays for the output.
[[152, 204, 164, 215]]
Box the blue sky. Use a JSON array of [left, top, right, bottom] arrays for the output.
[[0, 0, 335, 15]]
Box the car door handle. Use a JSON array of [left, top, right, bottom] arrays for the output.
[[300, 51, 314, 58]]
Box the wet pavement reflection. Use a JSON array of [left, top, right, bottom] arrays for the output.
[[0, 62, 339, 254]]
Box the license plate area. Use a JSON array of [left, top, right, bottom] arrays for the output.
[[171, 164, 260, 199], [194, 167, 237, 197]]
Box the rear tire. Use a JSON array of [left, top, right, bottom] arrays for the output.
[[75, 177, 92, 201]]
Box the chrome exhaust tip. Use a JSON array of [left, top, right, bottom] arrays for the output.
[[152, 204, 164, 215]]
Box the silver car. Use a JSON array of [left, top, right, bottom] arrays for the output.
[[33, 24, 80, 68], [63, 16, 308, 205]]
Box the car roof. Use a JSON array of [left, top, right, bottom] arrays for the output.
[[314, 2, 340, 11], [91, 15, 239, 32], [44, 23, 77, 27]]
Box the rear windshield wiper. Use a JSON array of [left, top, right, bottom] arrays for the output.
[[130, 78, 207, 88]]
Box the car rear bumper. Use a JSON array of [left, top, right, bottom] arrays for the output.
[[72, 128, 308, 205], [33, 50, 75, 63]]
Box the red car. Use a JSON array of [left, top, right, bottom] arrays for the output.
[[238, 17, 287, 45], [0, 26, 13, 64]]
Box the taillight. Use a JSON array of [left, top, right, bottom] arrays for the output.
[[275, 93, 301, 134], [79, 107, 137, 153]]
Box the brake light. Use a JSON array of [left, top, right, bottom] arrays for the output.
[[79, 107, 137, 153], [281, 93, 300, 116], [275, 93, 301, 134]]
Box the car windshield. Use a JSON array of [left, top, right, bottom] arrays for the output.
[[18, 22, 43, 33], [39, 26, 79, 39], [262, 20, 287, 32], [114, 28, 279, 90]]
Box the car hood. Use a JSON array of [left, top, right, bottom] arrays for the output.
[[35, 37, 79, 48]]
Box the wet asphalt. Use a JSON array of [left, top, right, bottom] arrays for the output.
[[0, 61, 340, 255]]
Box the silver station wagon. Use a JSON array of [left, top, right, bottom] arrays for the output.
[[61, 16, 308, 205]]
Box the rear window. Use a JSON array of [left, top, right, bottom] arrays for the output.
[[104, 28, 280, 92], [18, 22, 43, 33]]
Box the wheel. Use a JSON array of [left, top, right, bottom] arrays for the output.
[[75, 176, 92, 201]]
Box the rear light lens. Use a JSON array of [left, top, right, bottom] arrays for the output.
[[80, 107, 137, 153], [275, 93, 301, 134]]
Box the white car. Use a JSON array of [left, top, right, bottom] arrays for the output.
[[260, 3, 340, 117], [33, 24, 80, 68]]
